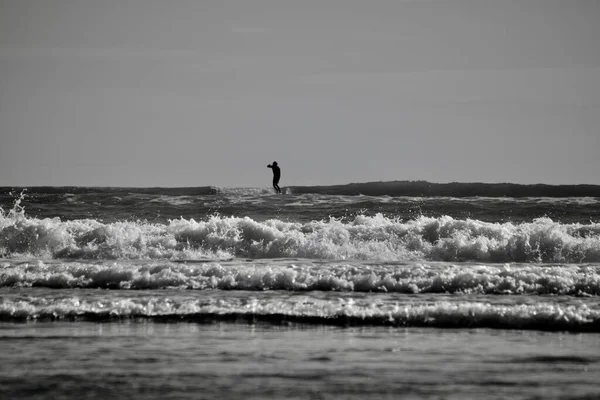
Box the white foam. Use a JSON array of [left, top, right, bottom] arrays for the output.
[[148, 195, 195, 206], [1, 293, 597, 331], [1, 260, 599, 295], [2, 207, 600, 262]]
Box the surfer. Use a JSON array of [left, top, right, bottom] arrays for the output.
[[267, 161, 281, 194]]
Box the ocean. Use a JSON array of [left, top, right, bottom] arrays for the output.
[[1, 182, 599, 399]]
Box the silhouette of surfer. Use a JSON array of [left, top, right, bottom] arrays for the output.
[[267, 161, 281, 194]]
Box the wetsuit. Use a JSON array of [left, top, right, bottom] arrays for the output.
[[267, 164, 281, 193]]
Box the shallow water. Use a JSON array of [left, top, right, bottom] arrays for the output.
[[1, 322, 598, 400]]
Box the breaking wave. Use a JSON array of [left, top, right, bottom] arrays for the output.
[[1, 294, 598, 332], [1, 260, 599, 295], [2, 202, 600, 262]]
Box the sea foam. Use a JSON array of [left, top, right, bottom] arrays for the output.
[[1, 294, 598, 332], [1, 260, 599, 295], [2, 204, 600, 262]]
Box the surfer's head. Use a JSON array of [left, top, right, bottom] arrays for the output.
[[272, 161, 278, 166]]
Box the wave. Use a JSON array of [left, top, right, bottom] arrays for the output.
[[289, 181, 600, 198], [4, 181, 600, 199], [2, 201, 600, 262], [1, 295, 598, 332], [2, 260, 599, 295], [214, 187, 278, 196], [0, 186, 218, 196]]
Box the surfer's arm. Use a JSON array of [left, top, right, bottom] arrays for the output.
[[267, 164, 272, 168]]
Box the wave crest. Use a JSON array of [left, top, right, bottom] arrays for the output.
[[2, 207, 600, 262], [2, 261, 599, 296], [1, 295, 598, 332]]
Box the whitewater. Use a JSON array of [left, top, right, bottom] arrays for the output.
[[1, 183, 599, 399]]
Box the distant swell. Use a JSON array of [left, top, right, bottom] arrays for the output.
[[4, 181, 600, 198], [289, 181, 600, 198], [0, 186, 218, 196]]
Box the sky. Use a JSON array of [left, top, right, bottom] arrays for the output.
[[1, 0, 599, 187]]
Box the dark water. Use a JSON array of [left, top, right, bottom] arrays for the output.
[[2, 184, 600, 224]]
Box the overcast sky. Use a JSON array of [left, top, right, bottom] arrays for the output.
[[1, 0, 599, 187]]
